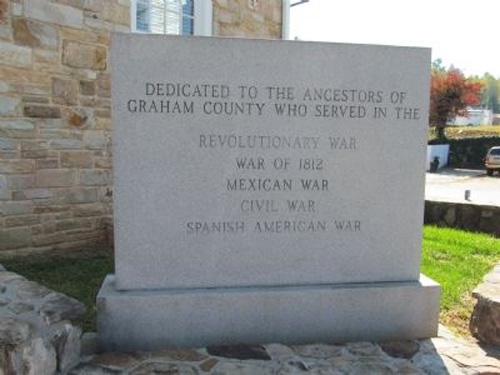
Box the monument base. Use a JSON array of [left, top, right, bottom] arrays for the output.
[[97, 275, 440, 352]]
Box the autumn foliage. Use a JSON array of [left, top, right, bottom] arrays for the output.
[[430, 67, 482, 140]]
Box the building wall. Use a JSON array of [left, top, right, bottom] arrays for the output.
[[0, 0, 283, 254], [213, 0, 283, 39], [450, 108, 493, 126]]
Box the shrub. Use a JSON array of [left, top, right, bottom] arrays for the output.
[[430, 136, 500, 167]]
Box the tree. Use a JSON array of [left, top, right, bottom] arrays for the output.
[[480, 73, 499, 113], [429, 62, 482, 141]]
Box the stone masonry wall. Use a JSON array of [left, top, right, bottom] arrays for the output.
[[213, 0, 283, 39], [0, 264, 86, 374], [425, 200, 500, 237], [0, 0, 128, 254], [0, 0, 284, 254]]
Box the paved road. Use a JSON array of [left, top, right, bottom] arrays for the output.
[[425, 168, 500, 206]]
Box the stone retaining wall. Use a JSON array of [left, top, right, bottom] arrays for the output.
[[0, 0, 283, 254], [0, 264, 86, 374], [470, 264, 500, 345], [424, 200, 500, 237]]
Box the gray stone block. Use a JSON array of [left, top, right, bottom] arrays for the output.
[[103, 34, 440, 350], [97, 274, 440, 352], [112, 34, 432, 291]]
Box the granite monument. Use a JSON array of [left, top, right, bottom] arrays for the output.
[[97, 34, 440, 351]]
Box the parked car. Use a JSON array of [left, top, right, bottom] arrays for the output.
[[485, 146, 500, 176]]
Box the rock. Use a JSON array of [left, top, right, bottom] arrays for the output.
[[84, 131, 106, 150], [63, 107, 94, 128], [278, 363, 344, 375], [0, 0, 7, 23], [199, 358, 218, 372], [326, 354, 356, 372], [52, 77, 78, 106], [52, 324, 82, 372], [50, 139, 83, 150], [443, 206, 456, 226], [91, 351, 145, 371], [348, 362, 396, 375], [80, 332, 98, 357], [25, 0, 83, 28], [129, 362, 198, 375], [36, 169, 76, 188], [8, 302, 35, 314], [484, 265, 500, 284], [69, 362, 123, 375], [379, 340, 420, 359], [411, 351, 450, 375], [0, 95, 19, 116], [151, 348, 207, 362], [19, 338, 57, 375], [62, 40, 106, 70], [392, 362, 422, 375], [211, 362, 272, 375], [11, 279, 51, 300], [281, 359, 309, 371], [59, 188, 98, 204], [0, 139, 14, 150], [346, 342, 383, 357], [470, 297, 500, 345], [39, 294, 86, 325], [5, 215, 41, 228], [80, 80, 95, 96], [470, 268, 500, 345], [207, 344, 271, 360], [61, 151, 93, 168], [16, 190, 52, 200], [0, 119, 36, 139], [12, 19, 58, 49], [23, 105, 61, 119], [292, 344, 344, 359], [80, 170, 111, 186], [0, 40, 32, 68], [0, 160, 34, 175], [0, 347, 16, 375], [264, 343, 295, 358], [0, 317, 32, 345], [0, 271, 23, 283]]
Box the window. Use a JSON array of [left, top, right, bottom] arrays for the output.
[[132, 0, 212, 36]]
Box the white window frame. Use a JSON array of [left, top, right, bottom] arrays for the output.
[[131, 0, 212, 36], [282, 0, 291, 40]]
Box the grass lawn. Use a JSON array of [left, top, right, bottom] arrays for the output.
[[421, 226, 500, 336], [1, 226, 500, 336]]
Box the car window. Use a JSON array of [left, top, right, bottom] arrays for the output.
[[490, 149, 500, 156]]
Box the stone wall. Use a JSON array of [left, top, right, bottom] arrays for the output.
[[0, 0, 284, 254], [470, 264, 500, 345], [425, 200, 500, 237], [213, 0, 283, 38], [0, 264, 86, 374], [0, 0, 128, 254]]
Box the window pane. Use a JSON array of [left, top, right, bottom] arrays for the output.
[[181, 0, 194, 35], [182, 0, 194, 18], [135, 0, 196, 35], [136, 0, 150, 32], [181, 15, 194, 35], [150, 0, 167, 34], [165, 0, 182, 34]]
